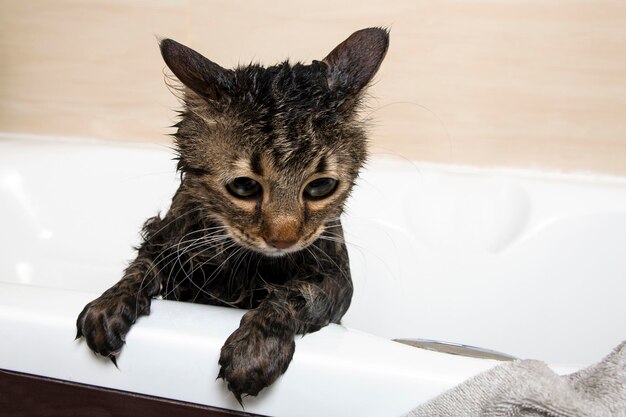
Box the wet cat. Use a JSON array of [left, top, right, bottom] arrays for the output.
[[76, 27, 389, 402]]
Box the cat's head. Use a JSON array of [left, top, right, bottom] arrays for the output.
[[160, 28, 389, 256]]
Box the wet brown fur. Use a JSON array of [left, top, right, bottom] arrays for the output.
[[76, 28, 389, 403]]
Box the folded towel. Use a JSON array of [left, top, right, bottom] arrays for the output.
[[405, 341, 626, 417]]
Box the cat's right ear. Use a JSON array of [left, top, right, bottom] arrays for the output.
[[159, 38, 235, 101]]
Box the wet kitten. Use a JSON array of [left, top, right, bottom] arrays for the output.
[[76, 27, 389, 402]]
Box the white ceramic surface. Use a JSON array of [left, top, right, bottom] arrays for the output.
[[1, 133, 625, 416]]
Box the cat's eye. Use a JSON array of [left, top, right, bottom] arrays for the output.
[[227, 177, 261, 199], [304, 178, 338, 200]]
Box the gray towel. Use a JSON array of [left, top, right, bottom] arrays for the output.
[[405, 341, 626, 417]]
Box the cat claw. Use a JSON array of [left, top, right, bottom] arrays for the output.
[[233, 392, 245, 409], [109, 355, 119, 368], [217, 368, 246, 408]]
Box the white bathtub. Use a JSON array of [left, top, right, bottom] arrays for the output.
[[1, 133, 625, 416]]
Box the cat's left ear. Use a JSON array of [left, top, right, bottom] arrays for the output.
[[322, 27, 389, 97], [159, 38, 235, 101]]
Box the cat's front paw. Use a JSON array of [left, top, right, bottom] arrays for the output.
[[76, 292, 149, 363], [218, 317, 296, 403]]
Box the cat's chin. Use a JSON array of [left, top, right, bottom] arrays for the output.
[[256, 242, 316, 258], [259, 247, 299, 258], [234, 238, 309, 258]]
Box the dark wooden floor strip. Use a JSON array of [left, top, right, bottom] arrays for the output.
[[0, 369, 266, 417]]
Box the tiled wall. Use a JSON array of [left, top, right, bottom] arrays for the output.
[[2, 0, 626, 175]]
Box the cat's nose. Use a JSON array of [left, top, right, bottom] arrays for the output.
[[263, 214, 300, 250], [267, 239, 298, 250]]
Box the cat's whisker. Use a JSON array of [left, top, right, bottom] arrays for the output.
[[184, 246, 248, 307], [181, 236, 235, 272], [172, 229, 227, 285], [317, 235, 397, 282], [305, 246, 323, 271], [168, 228, 231, 250], [322, 224, 345, 230], [138, 226, 229, 290], [189, 242, 242, 285], [165, 235, 233, 299], [135, 233, 232, 312], [189, 243, 248, 304], [141, 231, 231, 289], [167, 238, 236, 295], [229, 248, 251, 289], [332, 214, 402, 255], [308, 243, 351, 285], [135, 209, 220, 298], [225, 248, 251, 297], [163, 239, 241, 300], [145, 206, 204, 241]]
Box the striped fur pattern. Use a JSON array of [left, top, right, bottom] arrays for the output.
[[76, 28, 389, 403]]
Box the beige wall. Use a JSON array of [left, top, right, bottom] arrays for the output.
[[1, 0, 626, 175]]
